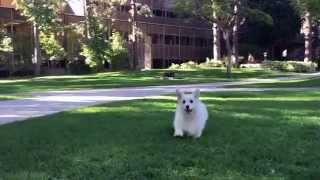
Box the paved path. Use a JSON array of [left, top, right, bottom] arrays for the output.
[[0, 73, 319, 125]]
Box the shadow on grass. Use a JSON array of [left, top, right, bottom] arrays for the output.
[[1, 91, 319, 179]]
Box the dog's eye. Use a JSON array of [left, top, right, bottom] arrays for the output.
[[190, 100, 193, 103], [182, 100, 186, 104]]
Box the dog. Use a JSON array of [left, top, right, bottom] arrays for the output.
[[173, 88, 208, 138]]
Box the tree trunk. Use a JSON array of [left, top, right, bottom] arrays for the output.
[[129, 0, 137, 70], [232, 0, 240, 67], [223, 30, 232, 78], [303, 11, 312, 62], [33, 23, 41, 75], [212, 7, 221, 60], [212, 23, 221, 60], [83, 0, 90, 41]]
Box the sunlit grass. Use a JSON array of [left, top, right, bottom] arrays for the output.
[[0, 95, 26, 101], [232, 77, 320, 88], [0, 91, 319, 179], [0, 69, 290, 98]]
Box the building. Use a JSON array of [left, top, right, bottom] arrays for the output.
[[0, 0, 213, 72]]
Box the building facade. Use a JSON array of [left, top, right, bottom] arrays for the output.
[[0, 0, 213, 71]]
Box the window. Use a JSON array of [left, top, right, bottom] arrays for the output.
[[119, 5, 130, 12], [152, 34, 159, 44], [165, 35, 174, 45], [175, 36, 180, 45], [181, 36, 192, 46], [153, 9, 163, 17], [166, 11, 177, 18], [195, 37, 207, 47]]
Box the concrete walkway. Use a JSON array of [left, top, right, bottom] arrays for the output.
[[0, 73, 319, 125]]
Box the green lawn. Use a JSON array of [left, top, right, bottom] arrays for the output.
[[0, 95, 25, 101], [1, 91, 319, 179], [231, 77, 320, 88], [0, 69, 286, 100]]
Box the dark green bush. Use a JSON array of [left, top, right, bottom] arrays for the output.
[[68, 60, 92, 75], [263, 61, 317, 73]]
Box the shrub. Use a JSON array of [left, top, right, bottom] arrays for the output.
[[0, 69, 10, 78], [169, 59, 224, 70], [68, 59, 91, 75], [180, 61, 198, 69], [108, 32, 129, 70], [12, 68, 35, 76], [40, 32, 65, 61], [81, 17, 109, 72], [199, 58, 224, 68], [262, 61, 317, 73]]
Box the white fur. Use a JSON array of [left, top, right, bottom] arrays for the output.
[[173, 89, 208, 138]]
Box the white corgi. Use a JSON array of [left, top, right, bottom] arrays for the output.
[[173, 89, 208, 138]]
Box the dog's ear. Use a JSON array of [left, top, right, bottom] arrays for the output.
[[176, 89, 182, 100], [194, 89, 200, 99]]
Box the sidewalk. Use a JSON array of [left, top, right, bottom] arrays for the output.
[[1, 73, 319, 125]]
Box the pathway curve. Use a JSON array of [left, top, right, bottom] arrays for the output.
[[1, 73, 319, 125]]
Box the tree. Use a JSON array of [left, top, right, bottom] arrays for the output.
[[175, 0, 271, 78], [16, 0, 64, 75], [240, 0, 299, 60], [175, 0, 236, 77], [82, 0, 108, 71], [292, 0, 320, 62], [128, 0, 151, 69]]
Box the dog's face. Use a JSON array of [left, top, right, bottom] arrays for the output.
[[176, 89, 200, 114]]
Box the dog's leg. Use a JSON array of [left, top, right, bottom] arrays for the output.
[[174, 129, 184, 137], [193, 131, 202, 139]]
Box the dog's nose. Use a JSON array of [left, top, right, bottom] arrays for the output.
[[186, 105, 190, 110]]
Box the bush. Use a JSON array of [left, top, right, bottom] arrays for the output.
[[169, 59, 224, 70], [40, 32, 65, 61], [180, 61, 198, 69], [81, 17, 109, 72], [263, 61, 317, 73], [68, 60, 91, 75], [12, 68, 35, 76], [108, 32, 129, 70], [199, 58, 224, 68], [0, 69, 10, 78]]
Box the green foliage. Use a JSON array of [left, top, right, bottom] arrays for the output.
[[16, 0, 63, 32], [81, 15, 109, 71], [0, 29, 13, 53], [263, 61, 317, 73], [108, 32, 129, 70], [174, 0, 272, 28], [40, 32, 65, 61], [292, 0, 320, 18]]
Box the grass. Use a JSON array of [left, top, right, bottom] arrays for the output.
[[231, 77, 320, 89], [1, 91, 320, 179], [0, 95, 25, 101], [0, 69, 286, 100]]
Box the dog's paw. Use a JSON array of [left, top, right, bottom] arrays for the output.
[[174, 130, 184, 137], [193, 132, 202, 139]]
